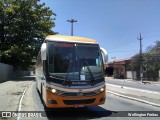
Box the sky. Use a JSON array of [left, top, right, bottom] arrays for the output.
[[41, 0, 160, 62]]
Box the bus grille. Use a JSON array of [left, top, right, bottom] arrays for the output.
[[57, 90, 99, 97], [63, 98, 95, 105]]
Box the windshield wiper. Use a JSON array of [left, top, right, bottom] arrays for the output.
[[63, 54, 72, 86], [83, 59, 94, 85]]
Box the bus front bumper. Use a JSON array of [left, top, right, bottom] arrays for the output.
[[45, 91, 106, 108]]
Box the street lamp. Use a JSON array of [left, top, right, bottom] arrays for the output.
[[111, 57, 116, 62], [67, 19, 77, 36]]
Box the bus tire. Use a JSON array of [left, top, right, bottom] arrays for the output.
[[41, 84, 43, 98], [41, 84, 44, 105]]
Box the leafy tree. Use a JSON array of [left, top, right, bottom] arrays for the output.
[[0, 0, 56, 69], [131, 54, 141, 71], [144, 41, 160, 71], [131, 41, 160, 80]]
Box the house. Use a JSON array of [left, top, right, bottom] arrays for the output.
[[105, 58, 131, 79]]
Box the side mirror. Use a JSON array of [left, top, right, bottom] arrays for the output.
[[41, 43, 47, 60], [100, 47, 108, 64]]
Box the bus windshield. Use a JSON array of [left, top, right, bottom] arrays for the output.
[[48, 41, 103, 81]]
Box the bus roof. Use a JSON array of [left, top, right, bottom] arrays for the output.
[[45, 35, 97, 44]]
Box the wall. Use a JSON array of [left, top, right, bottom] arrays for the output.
[[113, 65, 125, 78], [126, 71, 137, 79], [14, 71, 30, 78], [0, 63, 34, 82], [0, 63, 13, 82], [126, 71, 132, 79]]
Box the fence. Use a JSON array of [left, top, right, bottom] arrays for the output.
[[126, 70, 160, 81]]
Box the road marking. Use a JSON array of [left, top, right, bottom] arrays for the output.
[[106, 90, 160, 108], [17, 81, 33, 120]]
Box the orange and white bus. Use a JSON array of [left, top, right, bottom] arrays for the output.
[[36, 35, 108, 108]]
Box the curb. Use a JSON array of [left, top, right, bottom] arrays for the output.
[[106, 90, 160, 107]]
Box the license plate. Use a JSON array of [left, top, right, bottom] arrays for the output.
[[74, 104, 84, 108]]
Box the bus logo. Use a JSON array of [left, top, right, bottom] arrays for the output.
[[77, 90, 83, 96]]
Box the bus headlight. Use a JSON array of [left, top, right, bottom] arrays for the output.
[[52, 89, 57, 93], [99, 87, 105, 92]]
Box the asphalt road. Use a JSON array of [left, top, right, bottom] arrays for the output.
[[105, 78, 160, 92], [21, 81, 160, 120]]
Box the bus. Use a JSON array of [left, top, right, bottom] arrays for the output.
[[36, 35, 108, 108]]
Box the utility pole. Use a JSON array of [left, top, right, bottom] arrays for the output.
[[67, 19, 77, 36], [137, 33, 143, 82]]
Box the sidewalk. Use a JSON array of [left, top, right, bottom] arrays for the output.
[[0, 76, 34, 112]]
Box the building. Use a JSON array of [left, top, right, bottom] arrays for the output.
[[105, 58, 131, 79]]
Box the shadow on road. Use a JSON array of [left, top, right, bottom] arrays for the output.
[[37, 90, 116, 119], [36, 82, 117, 119], [0, 76, 35, 83], [45, 107, 116, 120]]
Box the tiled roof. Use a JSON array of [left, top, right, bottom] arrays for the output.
[[109, 58, 131, 64]]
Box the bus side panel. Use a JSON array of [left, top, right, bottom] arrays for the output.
[[36, 63, 44, 94]]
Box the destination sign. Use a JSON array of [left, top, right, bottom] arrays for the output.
[[54, 43, 74, 47]]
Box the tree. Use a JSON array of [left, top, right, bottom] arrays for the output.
[[145, 41, 160, 71], [131, 54, 141, 71], [0, 0, 56, 69], [131, 41, 160, 80]]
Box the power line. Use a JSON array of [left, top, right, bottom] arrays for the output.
[[108, 50, 138, 53], [141, 29, 160, 34]]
